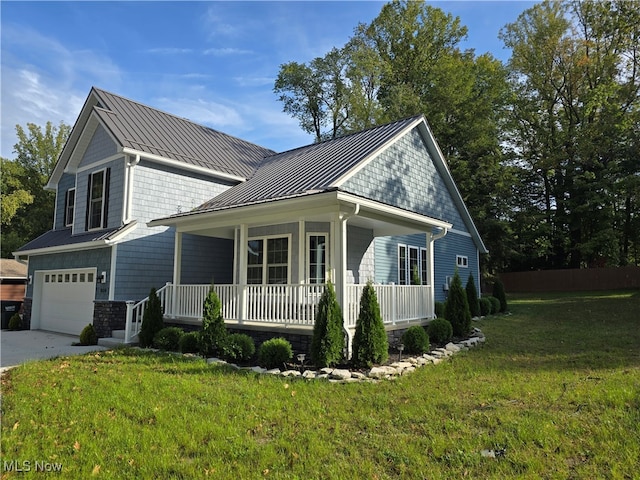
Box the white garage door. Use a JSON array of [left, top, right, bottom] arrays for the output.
[[39, 269, 97, 335]]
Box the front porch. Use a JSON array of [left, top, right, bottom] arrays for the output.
[[124, 282, 434, 343]]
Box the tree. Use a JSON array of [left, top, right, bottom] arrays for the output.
[[310, 281, 345, 368], [352, 281, 388, 368], [1, 121, 70, 257], [444, 271, 471, 337], [138, 288, 164, 347], [465, 273, 481, 318], [199, 286, 228, 357]]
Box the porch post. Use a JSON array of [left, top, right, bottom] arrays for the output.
[[426, 231, 435, 318], [238, 223, 248, 324], [171, 230, 182, 319]]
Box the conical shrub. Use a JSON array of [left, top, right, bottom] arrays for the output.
[[492, 279, 508, 313], [466, 273, 481, 318], [199, 286, 228, 357], [138, 287, 164, 347], [352, 281, 388, 368], [444, 271, 471, 337], [310, 281, 344, 368]]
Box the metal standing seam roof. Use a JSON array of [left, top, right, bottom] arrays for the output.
[[91, 88, 275, 178], [15, 224, 133, 253], [194, 115, 423, 212]]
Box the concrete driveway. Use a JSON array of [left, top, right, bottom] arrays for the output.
[[1, 330, 107, 372]]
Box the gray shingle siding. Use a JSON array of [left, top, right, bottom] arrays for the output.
[[55, 173, 76, 229], [341, 126, 467, 232], [82, 124, 117, 165]]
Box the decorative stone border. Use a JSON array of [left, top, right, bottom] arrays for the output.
[[205, 328, 486, 383]]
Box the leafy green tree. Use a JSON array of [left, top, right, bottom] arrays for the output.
[[352, 281, 388, 367], [444, 271, 471, 337], [138, 288, 164, 347], [310, 281, 345, 368], [1, 121, 70, 257], [465, 273, 480, 318], [199, 286, 228, 357]]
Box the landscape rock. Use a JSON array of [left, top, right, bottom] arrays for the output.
[[330, 369, 352, 380], [445, 342, 461, 353]]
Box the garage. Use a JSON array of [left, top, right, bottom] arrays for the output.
[[36, 268, 97, 335]]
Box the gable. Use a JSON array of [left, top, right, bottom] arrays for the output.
[[77, 123, 117, 169], [341, 126, 467, 231]]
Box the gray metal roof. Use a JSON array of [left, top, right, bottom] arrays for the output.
[[92, 88, 275, 178], [15, 224, 131, 253], [195, 115, 422, 211]]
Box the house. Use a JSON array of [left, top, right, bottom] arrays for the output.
[[15, 87, 487, 352], [0, 259, 28, 328]]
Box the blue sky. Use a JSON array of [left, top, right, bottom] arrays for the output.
[[1, 1, 535, 160]]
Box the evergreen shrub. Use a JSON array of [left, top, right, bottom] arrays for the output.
[[153, 327, 184, 351], [179, 331, 200, 354], [138, 288, 164, 347], [466, 273, 481, 318], [310, 281, 344, 367], [434, 301, 445, 318], [352, 281, 388, 368], [257, 337, 293, 369], [479, 297, 492, 316], [488, 296, 500, 314], [444, 271, 472, 337], [8, 313, 22, 331], [427, 318, 453, 344], [401, 325, 430, 354], [224, 333, 256, 363], [79, 324, 98, 345], [492, 279, 508, 313], [199, 286, 228, 357]]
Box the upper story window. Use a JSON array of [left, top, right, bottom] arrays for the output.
[[247, 236, 290, 284], [87, 169, 109, 230], [456, 255, 469, 268], [64, 188, 75, 227]]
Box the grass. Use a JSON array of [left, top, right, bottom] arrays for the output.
[[2, 290, 639, 479]]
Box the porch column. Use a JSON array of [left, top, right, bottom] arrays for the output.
[[426, 231, 435, 318], [237, 223, 248, 324], [171, 230, 182, 319]]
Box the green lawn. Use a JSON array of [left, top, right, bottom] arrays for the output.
[[2, 291, 639, 479]]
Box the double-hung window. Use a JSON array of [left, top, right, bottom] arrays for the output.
[[247, 236, 290, 284], [88, 170, 106, 230], [64, 188, 76, 227]]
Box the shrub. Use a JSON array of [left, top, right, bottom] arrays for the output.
[[199, 286, 228, 357], [427, 318, 453, 344], [479, 297, 492, 316], [444, 271, 471, 337], [434, 301, 445, 319], [352, 281, 388, 368], [79, 324, 98, 345], [310, 281, 344, 368], [401, 326, 430, 354], [488, 296, 501, 314], [8, 313, 22, 331], [465, 273, 481, 318], [138, 287, 164, 347], [153, 327, 184, 351], [257, 337, 293, 369], [492, 279, 508, 313], [179, 331, 200, 354], [223, 333, 256, 363]]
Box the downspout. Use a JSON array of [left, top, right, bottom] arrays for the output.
[[339, 202, 360, 360], [428, 226, 448, 317], [123, 154, 140, 224]]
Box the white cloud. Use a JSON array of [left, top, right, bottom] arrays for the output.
[[146, 47, 193, 55], [203, 47, 253, 56], [154, 97, 244, 129]]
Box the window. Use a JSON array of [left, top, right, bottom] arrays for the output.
[[308, 234, 327, 284], [64, 188, 75, 227], [87, 170, 109, 230], [247, 236, 290, 284], [409, 246, 419, 285], [456, 255, 468, 268], [420, 248, 428, 285], [398, 245, 407, 285]]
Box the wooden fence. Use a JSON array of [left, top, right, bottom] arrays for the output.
[[497, 266, 640, 293]]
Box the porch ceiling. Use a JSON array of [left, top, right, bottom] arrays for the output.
[[149, 190, 451, 238]]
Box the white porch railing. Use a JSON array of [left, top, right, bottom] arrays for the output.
[[124, 283, 433, 342]]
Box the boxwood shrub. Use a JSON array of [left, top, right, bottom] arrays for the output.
[[401, 325, 430, 354], [488, 296, 501, 314], [8, 313, 22, 331], [179, 331, 200, 354], [479, 297, 492, 316], [224, 333, 256, 363], [153, 327, 184, 351], [257, 337, 293, 369], [79, 324, 98, 345], [427, 318, 453, 345]]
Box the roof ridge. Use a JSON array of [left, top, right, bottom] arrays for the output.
[[264, 114, 424, 158], [91, 86, 275, 154]]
